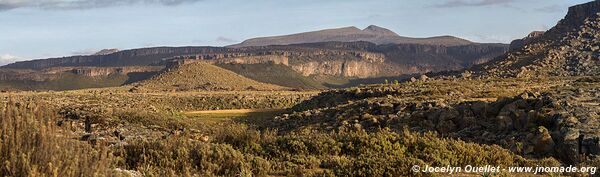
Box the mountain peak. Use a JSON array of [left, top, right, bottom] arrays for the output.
[[362, 25, 399, 36]]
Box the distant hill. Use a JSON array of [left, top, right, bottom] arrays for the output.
[[228, 25, 474, 48], [134, 62, 286, 92], [473, 0, 600, 78]]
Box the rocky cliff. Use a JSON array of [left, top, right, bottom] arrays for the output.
[[508, 31, 545, 51], [474, 0, 600, 78]]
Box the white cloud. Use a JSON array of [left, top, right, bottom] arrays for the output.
[[216, 36, 237, 43], [0, 54, 21, 66]]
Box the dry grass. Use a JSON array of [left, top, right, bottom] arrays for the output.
[[0, 98, 116, 177]]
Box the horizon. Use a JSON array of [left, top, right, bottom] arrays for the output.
[[0, 0, 591, 64]]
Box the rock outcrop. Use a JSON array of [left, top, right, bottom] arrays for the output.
[[508, 31, 545, 51]]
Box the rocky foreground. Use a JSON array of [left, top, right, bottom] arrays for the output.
[[273, 77, 600, 165]]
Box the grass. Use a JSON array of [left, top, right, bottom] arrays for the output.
[[0, 98, 117, 176], [184, 109, 285, 123]]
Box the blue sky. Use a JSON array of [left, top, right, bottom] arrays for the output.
[[0, 0, 591, 64]]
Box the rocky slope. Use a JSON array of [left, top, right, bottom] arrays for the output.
[[229, 25, 474, 48], [270, 77, 600, 165], [508, 31, 545, 51], [474, 0, 600, 78]]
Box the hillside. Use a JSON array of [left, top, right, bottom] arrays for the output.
[[473, 0, 600, 78], [229, 25, 474, 48], [216, 63, 327, 89], [134, 61, 287, 91]]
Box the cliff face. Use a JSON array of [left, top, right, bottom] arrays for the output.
[[165, 49, 388, 78], [291, 60, 382, 78]]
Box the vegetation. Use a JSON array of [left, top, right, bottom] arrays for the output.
[[3, 77, 593, 176], [0, 99, 116, 176], [0, 97, 559, 176]]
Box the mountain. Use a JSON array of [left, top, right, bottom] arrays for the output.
[[473, 0, 600, 78], [133, 61, 286, 92], [0, 41, 507, 91], [0, 25, 509, 91], [228, 25, 474, 48]]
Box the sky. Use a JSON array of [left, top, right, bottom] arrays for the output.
[[0, 0, 592, 65]]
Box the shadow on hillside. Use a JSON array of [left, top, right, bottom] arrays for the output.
[[124, 72, 160, 85], [323, 74, 417, 88]]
